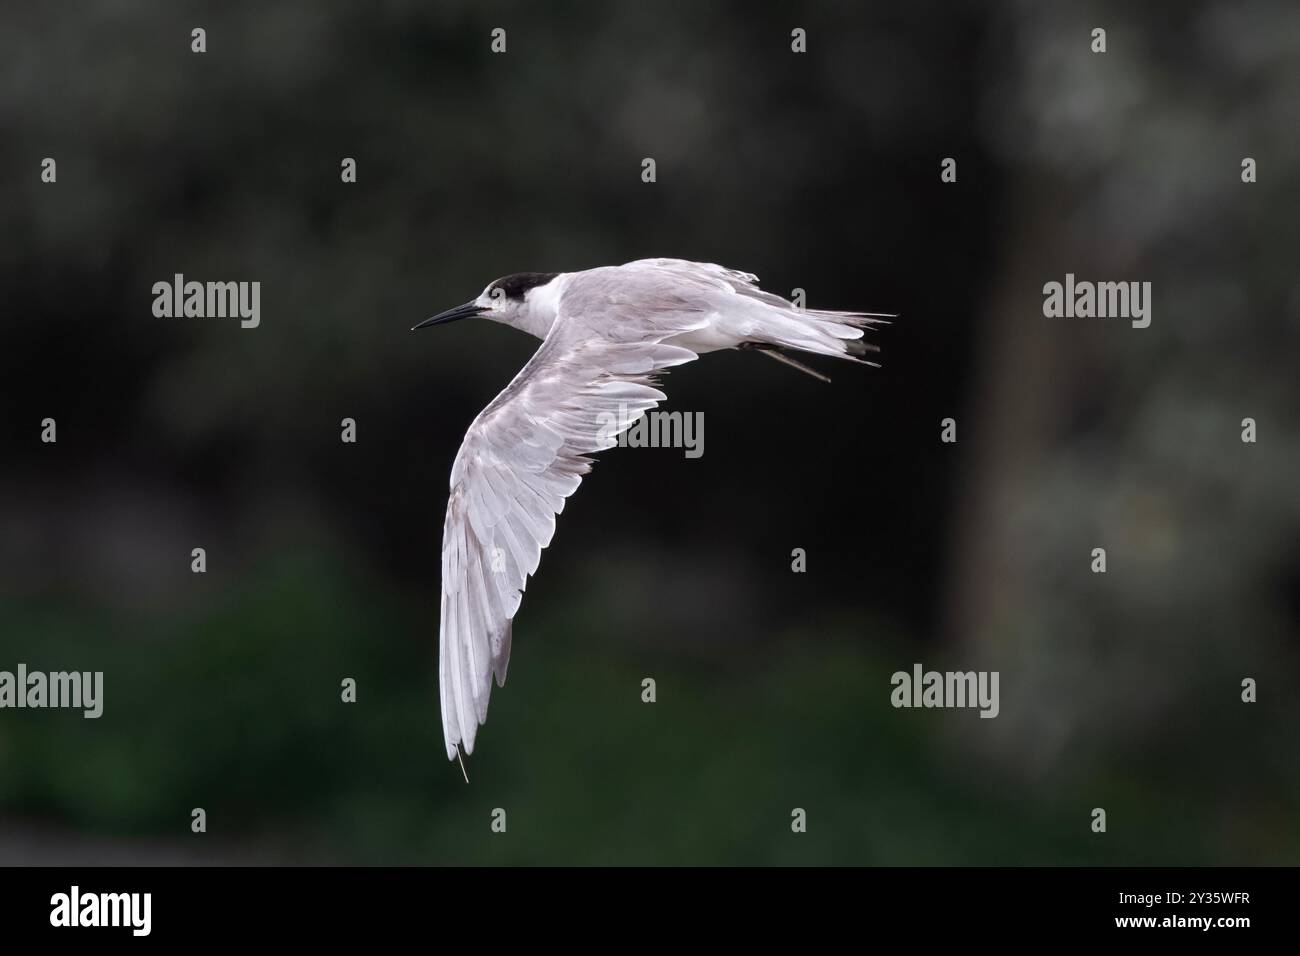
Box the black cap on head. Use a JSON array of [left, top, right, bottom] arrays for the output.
[[489, 272, 559, 302]]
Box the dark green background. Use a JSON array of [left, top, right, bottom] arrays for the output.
[[1, 1, 1297, 864]]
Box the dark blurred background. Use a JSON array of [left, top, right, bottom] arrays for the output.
[[1, 0, 1297, 864]]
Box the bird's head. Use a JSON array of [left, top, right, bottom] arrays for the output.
[[413, 272, 563, 340]]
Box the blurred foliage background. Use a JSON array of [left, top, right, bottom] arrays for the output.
[[1, 0, 1297, 864]]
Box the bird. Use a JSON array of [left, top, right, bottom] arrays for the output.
[[412, 258, 890, 765]]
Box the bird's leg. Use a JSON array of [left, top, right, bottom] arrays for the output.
[[741, 343, 833, 383]]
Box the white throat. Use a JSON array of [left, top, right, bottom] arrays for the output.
[[512, 274, 567, 340]]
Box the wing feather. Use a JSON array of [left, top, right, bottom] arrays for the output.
[[437, 287, 702, 759]]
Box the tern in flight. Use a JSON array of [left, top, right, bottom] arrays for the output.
[[413, 258, 889, 766]]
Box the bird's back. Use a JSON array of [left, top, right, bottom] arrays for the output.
[[553, 258, 772, 348]]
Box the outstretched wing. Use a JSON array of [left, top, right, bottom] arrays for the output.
[[438, 314, 699, 760]]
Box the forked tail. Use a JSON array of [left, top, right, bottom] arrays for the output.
[[745, 308, 892, 379]]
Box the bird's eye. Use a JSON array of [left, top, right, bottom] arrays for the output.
[[489, 288, 507, 306]]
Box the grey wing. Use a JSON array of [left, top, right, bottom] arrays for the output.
[[438, 323, 699, 760], [620, 257, 772, 299], [617, 257, 811, 314]]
